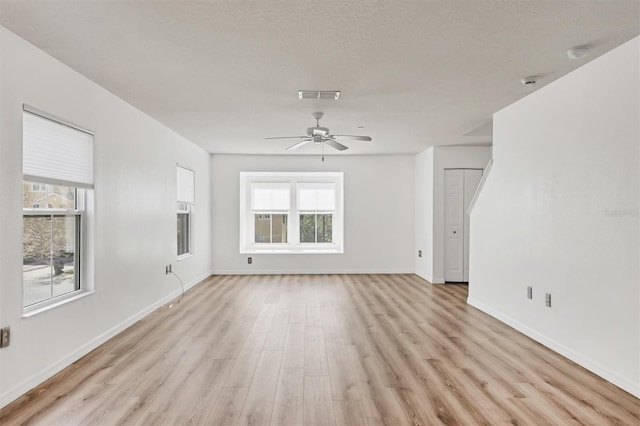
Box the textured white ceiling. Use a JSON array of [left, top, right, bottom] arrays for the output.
[[1, 1, 638, 155]]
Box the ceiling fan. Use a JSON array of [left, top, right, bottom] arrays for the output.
[[265, 112, 372, 155]]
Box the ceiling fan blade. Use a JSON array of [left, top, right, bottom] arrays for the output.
[[330, 135, 372, 141], [265, 136, 308, 140], [286, 139, 312, 150], [325, 139, 349, 151]]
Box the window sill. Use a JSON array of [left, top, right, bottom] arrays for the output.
[[23, 290, 94, 318], [177, 253, 192, 261], [240, 248, 343, 254]]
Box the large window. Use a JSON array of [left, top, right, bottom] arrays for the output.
[[177, 165, 194, 259], [239, 172, 343, 253], [22, 106, 93, 311]]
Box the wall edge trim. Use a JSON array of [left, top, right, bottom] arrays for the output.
[[211, 269, 414, 275], [467, 297, 640, 398], [0, 271, 212, 410], [414, 270, 434, 284], [211, 269, 415, 275]]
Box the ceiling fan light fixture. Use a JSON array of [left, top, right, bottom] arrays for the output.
[[298, 90, 340, 100]]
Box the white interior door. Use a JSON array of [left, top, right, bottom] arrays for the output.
[[463, 169, 483, 281], [444, 170, 464, 282], [445, 169, 483, 282]]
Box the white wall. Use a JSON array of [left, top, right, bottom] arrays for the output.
[[414, 147, 434, 281], [211, 154, 415, 274], [0, 26, 212, 408], [469, 37, 639, 397]]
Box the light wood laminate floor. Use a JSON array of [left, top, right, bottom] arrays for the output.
[[1, 274, 638, 425]]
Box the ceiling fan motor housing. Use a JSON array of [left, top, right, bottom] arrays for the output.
[[307, 126, 329, 136]]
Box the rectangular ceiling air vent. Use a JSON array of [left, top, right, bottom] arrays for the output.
[[298, 90, 340, 100]]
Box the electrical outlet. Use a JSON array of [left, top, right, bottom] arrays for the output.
[[418, 250, 422, 258], [0, 327, 10, 348], [247, 257, 252, 265], [545, 293, 551, 307], [527, 286, 532, 300]]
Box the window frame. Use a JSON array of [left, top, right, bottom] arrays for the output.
[[299, 212, 333, 244], [252, 212, 289, 245], [21, 105, 94, 315], [22, 183, 88, 314], [176, 164, 195, 260], [177, 202, 192, 260], [239, 172, 344, 254]]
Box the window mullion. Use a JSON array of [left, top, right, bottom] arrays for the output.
[[49, 214, 54, 299], [290, 207, 297, 246], [313, 213, 316, 243], [76, 213, 81, 291], [291, 181, 297, 246]]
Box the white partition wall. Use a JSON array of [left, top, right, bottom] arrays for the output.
[[469, 36, 640, 396]]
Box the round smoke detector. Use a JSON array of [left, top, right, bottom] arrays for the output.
[[567, 45, 592, 59]]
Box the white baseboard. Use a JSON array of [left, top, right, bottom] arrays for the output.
[[413, 271, 433, 283], [183, 271, 212, 291], [467, 297, 640, 398], [413, 272, 432, 284], [211, 268, 413, 275], [0, 272, 212, 410]]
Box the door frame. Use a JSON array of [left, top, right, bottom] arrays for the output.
[[443, 168, 483, 283]]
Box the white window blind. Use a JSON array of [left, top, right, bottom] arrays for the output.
[[23, 110, 94, 188], [251, 183, 290, 211], [297, 183, 336, 211], [177, 165, 195, 204]]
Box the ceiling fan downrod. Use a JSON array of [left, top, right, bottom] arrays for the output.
[[312, 111, 324, 128]]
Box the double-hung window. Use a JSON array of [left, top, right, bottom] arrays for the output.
[[240, 172, 343, 253], [251, 183, 290, 244], [298, 183, 335, 244], [177, 165, 194, 259], [22, 106, 93, 311]]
